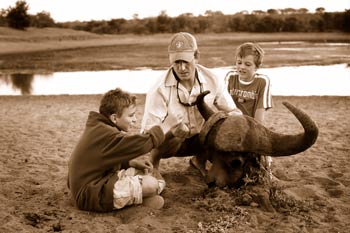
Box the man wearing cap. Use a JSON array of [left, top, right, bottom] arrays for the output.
[[141, 32, 241, 177]]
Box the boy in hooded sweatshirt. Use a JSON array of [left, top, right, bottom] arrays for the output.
[[68, 88, 185, 212]]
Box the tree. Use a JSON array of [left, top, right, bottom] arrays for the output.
[[241, 14, 258, 31], [267, 9, 279, 15], [316, 7, 325, 14], [107, 18, 127, 33], [342, 10, 350, 32], [31, 11, 55, 28], [255, 16, 282, 32], [297, 8, 309, 14], [281, 8, 296, 15], [172, 15, 191, 32], [0, 8, 7, 26], [6, 0, 30, 30], [204, 10, 224, 17], [282, 17, 302, 31], [228, 16, 242, 32], [252, 10, 266, 15], [195, 16, 210, 33], [156, 11, 172, 33]]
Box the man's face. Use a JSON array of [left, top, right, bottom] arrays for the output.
[[114, 105, 137, 132], [172, 58, 196, 82]]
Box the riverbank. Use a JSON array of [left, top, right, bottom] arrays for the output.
[[0, 94, 349, 232], [0, 27, 349, 73]]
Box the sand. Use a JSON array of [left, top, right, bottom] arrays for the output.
[[0, 94, 349, 233]]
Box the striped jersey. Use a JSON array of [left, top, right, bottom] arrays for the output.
[[225, 70, 273, 117]]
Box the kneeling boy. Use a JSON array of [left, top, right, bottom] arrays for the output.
[[68, 88, 181, 212]]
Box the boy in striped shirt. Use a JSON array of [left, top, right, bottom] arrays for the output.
[[225, 42, 273, 175]]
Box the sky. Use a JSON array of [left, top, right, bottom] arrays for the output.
[[1, 0, 349, 22]]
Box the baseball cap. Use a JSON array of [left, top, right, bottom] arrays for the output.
[[168, 32, 197, 64]]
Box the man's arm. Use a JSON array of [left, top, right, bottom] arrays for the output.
[[141, 88, 168, 132]]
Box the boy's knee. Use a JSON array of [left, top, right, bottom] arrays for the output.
[[141, 175, 159, 197]]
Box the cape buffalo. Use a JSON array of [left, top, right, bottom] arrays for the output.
[[196, 91, 319, 187]]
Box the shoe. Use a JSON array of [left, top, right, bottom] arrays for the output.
[[143, 195, 164, 209]]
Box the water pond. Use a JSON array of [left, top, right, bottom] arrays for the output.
[[0, 64, 349, 96]]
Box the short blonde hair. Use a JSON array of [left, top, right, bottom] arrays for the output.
[[99, 88, 136, 118], [235, 42, 265, 68]]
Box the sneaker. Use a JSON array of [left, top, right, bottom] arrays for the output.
[[143, 195, 164, 209]]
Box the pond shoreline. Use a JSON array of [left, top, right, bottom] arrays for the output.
[[1, 28, 349, 73]]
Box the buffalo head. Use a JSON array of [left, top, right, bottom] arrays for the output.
[[196, 91, 319, 187]]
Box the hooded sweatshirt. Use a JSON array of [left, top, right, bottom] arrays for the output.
[[68, 111, 164, 212]]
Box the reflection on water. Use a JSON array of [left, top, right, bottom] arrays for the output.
[[0, 73, 35, 95], [0, 64, 349, 96]]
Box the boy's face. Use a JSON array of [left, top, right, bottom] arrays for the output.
[[114, 105, 137, 132], [236, 55, 257, 82]]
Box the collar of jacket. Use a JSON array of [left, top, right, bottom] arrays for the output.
[[87, 111, 118, 128]]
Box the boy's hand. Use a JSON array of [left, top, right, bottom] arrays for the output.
[[159, 112, 181, 133], [170, 122, 189, 138], [129, 159, 153, 174], [160, 111, 189, 137]]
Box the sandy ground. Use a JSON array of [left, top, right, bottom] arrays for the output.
[[0, 94, 349, 232]]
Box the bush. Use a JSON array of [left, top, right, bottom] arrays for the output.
[[30, 11, 55, 28], [6, 0, 30, 30]]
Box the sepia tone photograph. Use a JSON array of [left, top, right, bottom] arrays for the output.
[[0, 0, 349, 232]]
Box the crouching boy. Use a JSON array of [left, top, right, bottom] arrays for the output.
[[67, 88, 183, 212]]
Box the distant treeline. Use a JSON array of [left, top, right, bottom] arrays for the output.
[[57, 10, 350, 34], [1, 1, 349, 33]]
